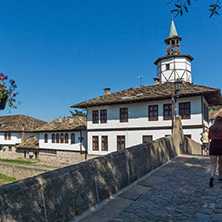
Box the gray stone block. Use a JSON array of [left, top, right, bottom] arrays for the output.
[[66, 161, 99, 217], [0, 178, 45, 222], [107, 150, 130, 191], [125, 144, 151, 183], [90, 156, 117, 201], [36, 167, 75, 222]]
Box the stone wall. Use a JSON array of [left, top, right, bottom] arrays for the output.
[[0, 162, 51, 180], [0, 117, 198, 222], [0, 147, 97, 167], [0, 146, 18, 160], [184, 136, 202, 155]]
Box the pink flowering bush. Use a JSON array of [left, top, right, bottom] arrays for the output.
[[0, 73, 19, 109]]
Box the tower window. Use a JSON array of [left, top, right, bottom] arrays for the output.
[[166, 64, 170, 70]]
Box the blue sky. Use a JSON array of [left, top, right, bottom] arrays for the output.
[[0, 0, 221, 122]]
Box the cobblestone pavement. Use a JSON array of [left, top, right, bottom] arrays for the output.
[[77, 155, 222, 222]]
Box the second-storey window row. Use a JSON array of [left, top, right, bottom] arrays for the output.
[[44, 133, 75, 144]]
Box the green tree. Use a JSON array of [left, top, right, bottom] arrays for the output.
[[68, 109, 87, 117], [168, 0, 221, 17], [209, 105, 222, 111]]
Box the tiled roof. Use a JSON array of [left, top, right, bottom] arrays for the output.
[[71, 82, 222, 108], [0, 115, 47, 132], [36, 116, 86, 132], [16, 136, 39, 149], [210, 108, 222, 120]]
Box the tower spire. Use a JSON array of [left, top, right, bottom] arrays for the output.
[[164, 12, 181, 56], [168, 11, 178, 38]]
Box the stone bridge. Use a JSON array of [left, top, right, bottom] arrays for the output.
[[75, 155, 222, 222], [1, 117, 220, 222]]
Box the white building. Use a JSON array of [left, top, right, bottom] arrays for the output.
[[71, 17, 222, 156], [0, 115, 46, 159], [16, 116, 87, 164]]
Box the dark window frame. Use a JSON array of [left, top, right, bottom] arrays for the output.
[[166, 64, 170, 70], [92, 110, 99, 124], [100, 109, 107, 123], [117, 136, 125, 151], [163, 104, 172, 120], [179, 102, 191, 119], [56, 133, 59, 143], [101, 136, 108, 151], [92, 136, 99, 151], [71, 133, 75, 144], [52, 134, 55, 143], [120, 108, 128, 122], [142, 135, 153, 143], [4, 132, 11, 140], [65, 133, 69, 143], [148, 105, 158, 121], [60, 133, 64, 143], [44, 134, 48, 143]]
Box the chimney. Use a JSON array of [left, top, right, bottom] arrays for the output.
[[21, 124, 25, 143], [69, 118, 74, 125], [104, 88, 110, 95], [154, 77, 160, 85], [59, 117, 62, 123]]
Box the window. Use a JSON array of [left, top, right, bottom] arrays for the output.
[[8, 146, 12, 152], [120, 108, 128, 122], [52, 134, 55, 143], [179, 102, 191, 119], [203, 103, 209, 122], [163, 104, 172, 120], [4, 132, 11, 140], [65, 133, 69, 143], [24, 151, 26, 158], [35, 151, 38, 159], [143, 135, 153, 143], [100, 109, 107, 123], [71, 133, 75, 144], [92, 136, 99, 151], [44, 134, 48, 143], [166, 64, 170, 70], [117, 136, 125, 150], [101, 136, 108, 151], [148, 105, 158, 121], [185, 134, 192, 139], [92, 110, 99, 123], [56, 133, 59, 143], [60, 133, 64, 143]]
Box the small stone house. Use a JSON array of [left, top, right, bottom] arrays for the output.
[[0, 115, 47, 159], [17, 116, 88, 165]]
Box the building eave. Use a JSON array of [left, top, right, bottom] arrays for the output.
[[154, 54, 194, 65]]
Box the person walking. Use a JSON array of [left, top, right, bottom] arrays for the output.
[[202, 129, 209, 155], [209, 116, 222, 187]]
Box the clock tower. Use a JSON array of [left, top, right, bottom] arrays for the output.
[[154, 14, 194, 83]]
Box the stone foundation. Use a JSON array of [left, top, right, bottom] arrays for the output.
[[0, 147, 98, 167]]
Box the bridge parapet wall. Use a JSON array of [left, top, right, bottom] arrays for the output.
[[0, 117, 198, 222]]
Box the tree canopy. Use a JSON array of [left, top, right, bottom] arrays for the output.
[[68, 109, 87, 117], [169, 0, 221, 17]]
